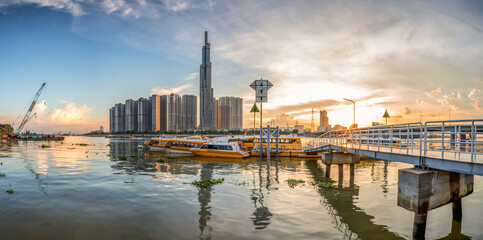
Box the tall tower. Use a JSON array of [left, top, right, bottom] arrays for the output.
[[200, 31, 215, 130]]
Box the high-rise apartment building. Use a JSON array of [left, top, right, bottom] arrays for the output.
[[150, 94, 169, 132], [125, 99, 138, 132], [182, 95, 197, 130], [114, 103, 125, 132], [216, 96, 243, 130], [150, 94, 160, 131], [199, 31, 215, 130], [168, 93, 182, 131], [137, 97, 152, 132], [109, 107, 114, 132]]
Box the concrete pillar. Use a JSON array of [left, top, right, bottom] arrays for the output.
[[338, 165, 344, 187], [322, 152, 360, 165], [398, 168, 473, 214], [398, 168, 473, 239], [350, 164, 355, 177], [325, 164, 331, 178], [413, 213, 427, 240], [452, 198, 462, 222]]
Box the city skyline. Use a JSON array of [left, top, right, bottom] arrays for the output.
[[0, 1, 482, 133]]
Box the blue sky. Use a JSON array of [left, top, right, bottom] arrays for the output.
[[1, 0, 482, 133]]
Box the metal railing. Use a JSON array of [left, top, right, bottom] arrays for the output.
[[304, 119, 483, 164]]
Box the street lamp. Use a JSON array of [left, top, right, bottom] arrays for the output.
[[343, 98, 356, 128]]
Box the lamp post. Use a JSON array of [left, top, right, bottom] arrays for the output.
[[343, 98, 355, 128]]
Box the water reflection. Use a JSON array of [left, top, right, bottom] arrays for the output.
[[304, 160, 404, 240], [250, 157, 273, 230], [198, 162, 214, 240]]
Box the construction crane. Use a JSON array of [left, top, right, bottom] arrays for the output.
[[11, 83, 46, 136]]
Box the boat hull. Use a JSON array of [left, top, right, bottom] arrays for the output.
[[250, 150, 305, 157], [191, 149, 249, 158]]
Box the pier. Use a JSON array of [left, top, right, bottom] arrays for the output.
[[303, 119, 482, 239]]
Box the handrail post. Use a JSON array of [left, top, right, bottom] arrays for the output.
[[442, 122, 445, 159], [471, 121, 475, 163]]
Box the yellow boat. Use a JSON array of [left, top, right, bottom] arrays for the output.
[[190, 142, 250, 158], [242, 136, 305, 157], [145, 137, 206, 154]]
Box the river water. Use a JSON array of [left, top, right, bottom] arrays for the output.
[[0, 136, 481, 239]]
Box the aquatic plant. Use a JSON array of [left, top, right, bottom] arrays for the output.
[[156, 158, 166, 163], [77, 143, 89, 146], [318, 181, 333, 188], [40, 145, 50, 148], [119, 156, 128, 161], [0, 173, 5, 177], [6, 189, 14, 194], [106, 144, 113, 147], [192, 178, 224, 188], [166, 156, 179, 160], [287, 179, 305, 188]]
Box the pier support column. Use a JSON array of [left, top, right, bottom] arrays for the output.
[[325, 164, 331, 178], [398, 168, 473, 239], [413, 213, 427, 240], [350, 164, 355, 177]]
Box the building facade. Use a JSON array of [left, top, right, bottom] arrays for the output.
[[216, 96, 243, 130], [182, 95, 197, 130], [199, 31, 215, 130], [137, 97, 152, 132], [317, 110, 331, 132], [114, 103, 125, 132], [125, 99, 138, 132], [168, 93, 182, 131], [109, 107, 115, 132]]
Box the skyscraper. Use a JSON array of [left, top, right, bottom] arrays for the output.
[[216, 96, 243, 130], [317, 110, 330, 132], [109, 107, 114, 133], [168, 93, 182, 131], [182, 95, 197, 130], [137, 97, 152, 132], [151, 94, 168, 132], [114, 103, 125, 132], [125, 99, 138, 131], [199, 31, 215, 130]]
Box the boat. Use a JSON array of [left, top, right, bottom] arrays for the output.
[[241, 135, 305, 157], [120, 136, 135, 139], [190, 142, 250, 158], [145, 137, 206, 154]]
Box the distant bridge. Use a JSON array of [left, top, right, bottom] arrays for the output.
[[304, 119, 483, 175]]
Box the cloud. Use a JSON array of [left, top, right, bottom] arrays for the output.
[[185, 72, 198, 80], [425, 87, 442, 98], [468, 88, 482, 111], [403, 107, 412, 115], [49, 100, 92, 124], [2, 0, 85, 16], [150, 83, 192, 95]]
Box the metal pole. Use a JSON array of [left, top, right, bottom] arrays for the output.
[[260, 102, 263, 156], [267, 125, 271, 160], [353, 102, 355, 127]]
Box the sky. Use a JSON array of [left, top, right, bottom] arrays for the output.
[[0, 0, 482, 133]]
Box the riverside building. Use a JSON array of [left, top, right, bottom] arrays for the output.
[[168, 93, 182, 131], [216, 96, 243, 130], [182, 95, 197, 130]]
